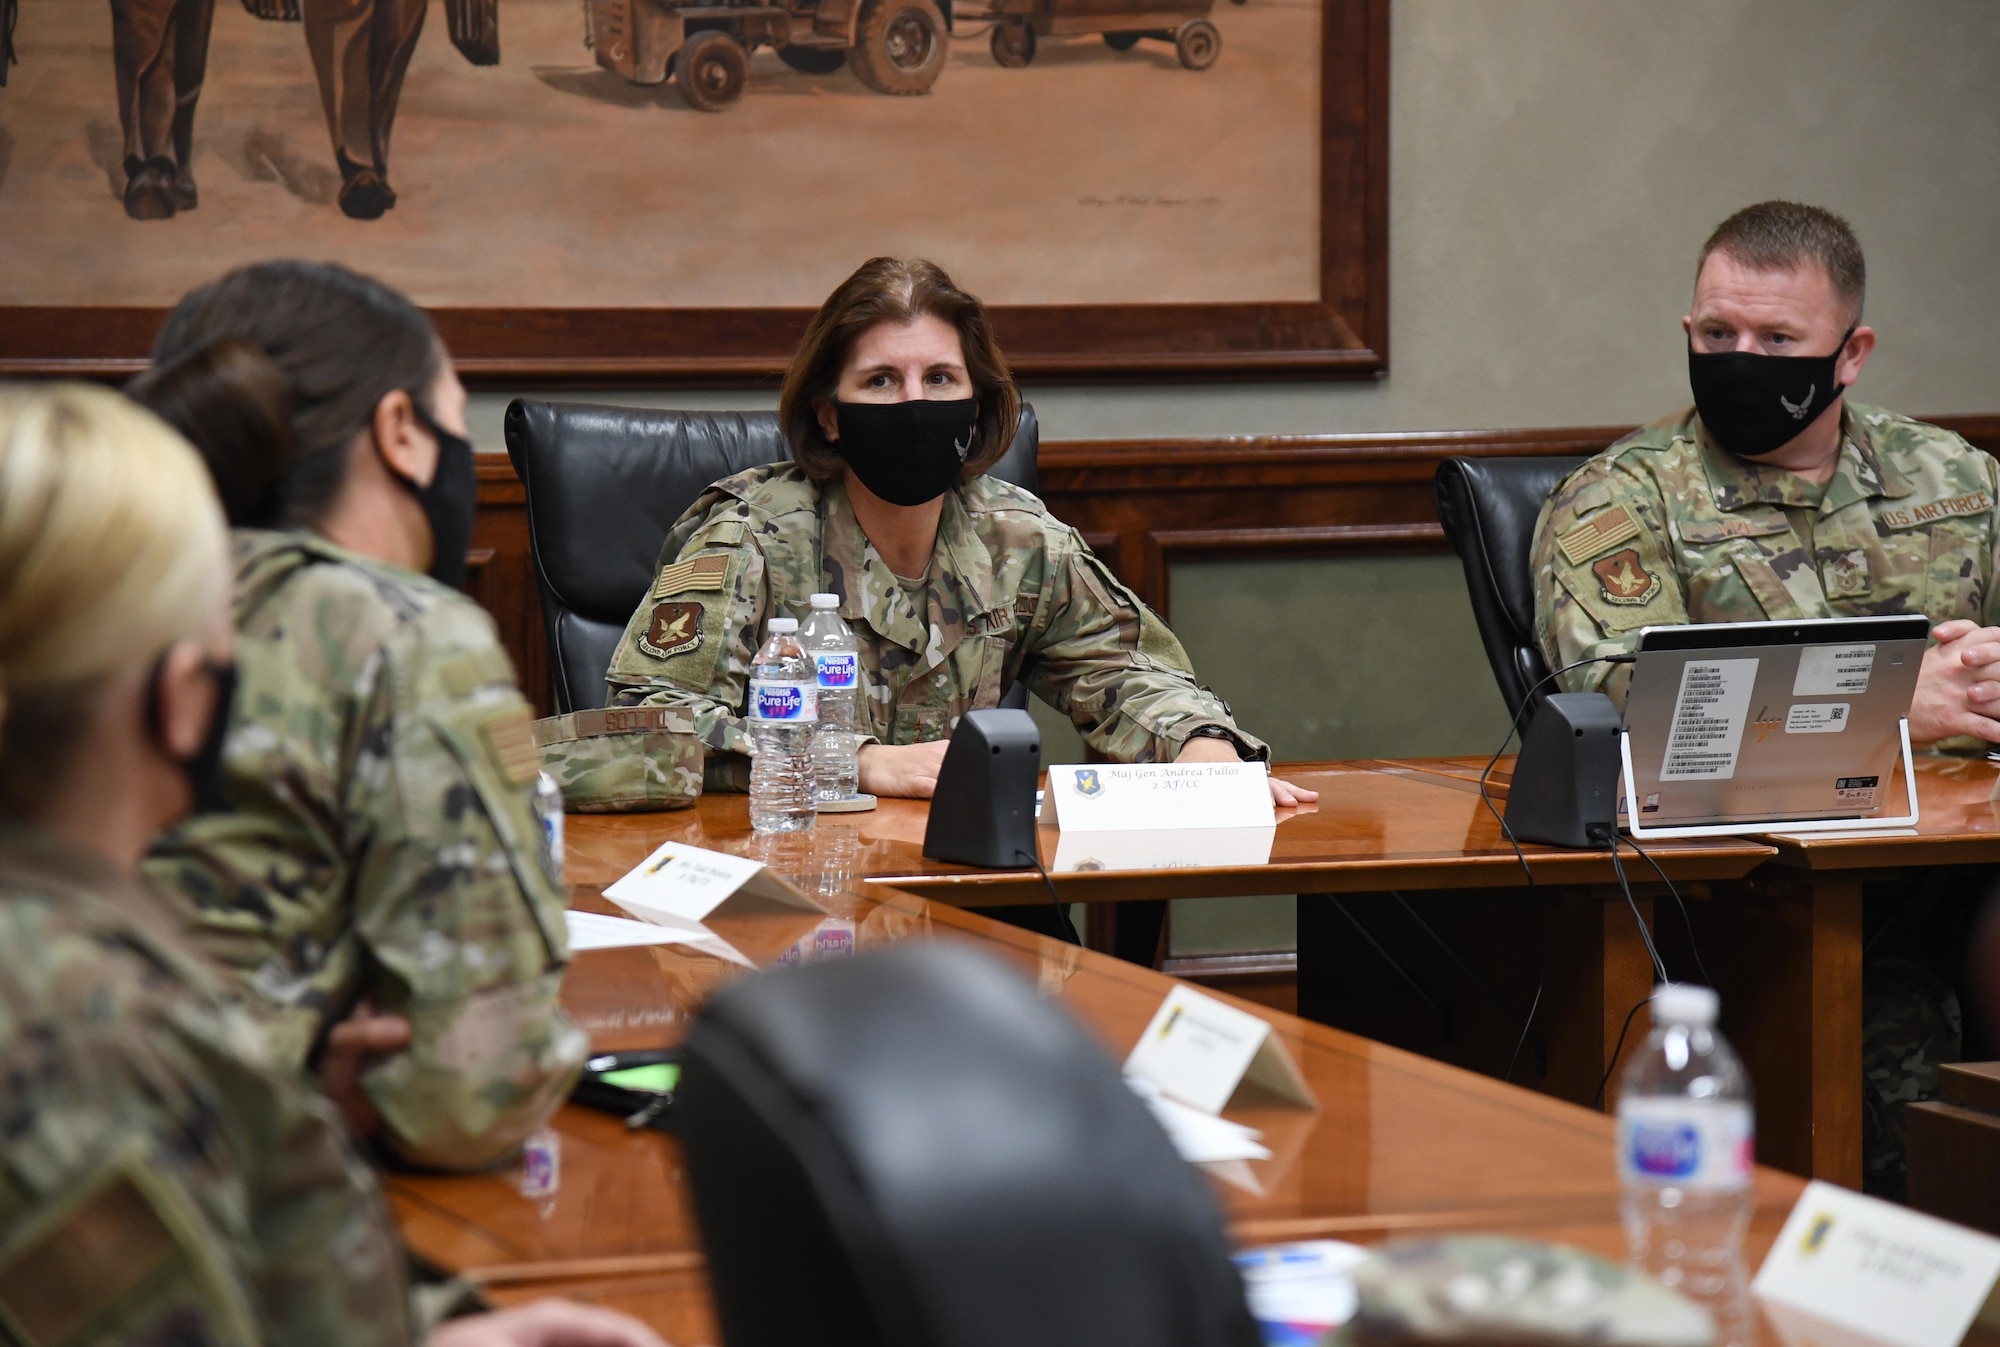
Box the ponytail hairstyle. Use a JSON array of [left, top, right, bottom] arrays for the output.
[[128, 338, 295, 528], [150, 260, 444, 529], [0, 385, 229, 814]]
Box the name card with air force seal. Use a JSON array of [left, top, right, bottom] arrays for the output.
[[1043, 762, 1274, 833], [1753, 1180, 2000, 1347], [1124, 984, 1317, 1116], [603, 840, 826, 933]]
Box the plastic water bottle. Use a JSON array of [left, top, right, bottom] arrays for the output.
[[748, 617, 817, 833], [1618, 984, 1753, 1315], [800, 593, 860, 804], [531, 770, 565, 885]]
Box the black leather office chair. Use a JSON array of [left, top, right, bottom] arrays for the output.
[[678, 942, 1261, 1347], [1433, 455, 1589, 721], [504, 400, 1040, 713]]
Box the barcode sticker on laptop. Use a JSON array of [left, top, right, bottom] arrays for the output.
[[1794, 644, 1875, 697], [1660, 659, 1758, 781], [1786, 703, 1851, 734]]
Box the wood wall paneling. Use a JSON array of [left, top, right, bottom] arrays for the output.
[[474, 416, 2000, 715]]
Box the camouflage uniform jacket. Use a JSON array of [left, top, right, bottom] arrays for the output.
[[605, 466, 1265, 791], [1533, 402, 1996, 704], [144, 531, 586, 1171], [0, 826, 415, 1347]]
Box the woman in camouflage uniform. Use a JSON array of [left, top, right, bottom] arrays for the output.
[[0, 385, 662, 1346], [136, 261, 586, 1172]]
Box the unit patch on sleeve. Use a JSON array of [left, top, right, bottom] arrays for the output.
[[1556, 504, 1643, 566], [653, 553, 731, 599], [1592, 548, 1661, 606], [640, 601, 705, 660]]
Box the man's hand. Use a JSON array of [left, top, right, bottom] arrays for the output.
[[858, 740, 950, 798], [315, 1001, 411, 1139], [1173, 736, 1321, 808], [429, 1301, 670, 1347], [1908, 619, 2000, 745]]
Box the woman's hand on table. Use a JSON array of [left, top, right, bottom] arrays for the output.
[[1173, 736, 1320, 808], [858, 740, 950, 798], [314, 1000, 410, 1139]]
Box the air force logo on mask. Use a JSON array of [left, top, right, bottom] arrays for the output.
[[1781, 385, 1816, 420]]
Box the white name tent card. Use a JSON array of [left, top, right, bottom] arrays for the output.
[[1052, 825, 1276, 874], [1754, 1180, 2000, 1347], [604, 840, 826, 933], [1124, 984, 1316, 1116], [1043, 762, 1275, 833]]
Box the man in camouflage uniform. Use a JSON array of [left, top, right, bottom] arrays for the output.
[[147, 531, 588, 1172], [604, 466, 1269, 792], [1531, 201, 1999, 1197], [0, 829, 419, 1346]]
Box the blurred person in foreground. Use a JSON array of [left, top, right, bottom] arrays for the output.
[[0, 383, 665, 1347], [134, 260, 585, 1171]]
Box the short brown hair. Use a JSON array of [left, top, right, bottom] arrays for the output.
[[779, 258, 1020, 484], [1697, 201, 1866, 321]]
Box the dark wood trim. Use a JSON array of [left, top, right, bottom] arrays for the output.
[[0, 0, 1387, 385], [474, 414, 2000, 714]]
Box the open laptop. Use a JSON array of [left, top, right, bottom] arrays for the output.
[[1620, 615, 1929, 839]]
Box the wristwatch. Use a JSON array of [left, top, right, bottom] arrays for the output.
[[1183, 725, 1252, 760]]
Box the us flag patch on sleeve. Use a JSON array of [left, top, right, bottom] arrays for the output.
[[1557, 505, 1642, 566]]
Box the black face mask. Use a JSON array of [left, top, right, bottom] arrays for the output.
[[833, 398, 980, 507], [148, 653, 238, 816], [391, 403, 477, 590], [1687, 326, 1855, 459]]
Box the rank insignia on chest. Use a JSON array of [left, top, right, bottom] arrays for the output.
[[1592, 548, 1661, 606], [641, 601, 704, 659], [1557, 504, 1642, 565], [1824, 549, 1870, 599]]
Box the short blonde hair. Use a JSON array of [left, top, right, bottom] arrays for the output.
[[0, 384, 229, 801]]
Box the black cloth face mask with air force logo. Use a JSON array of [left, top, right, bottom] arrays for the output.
[[834, 398, 980, 506], [1686, 326, 1855, 460]]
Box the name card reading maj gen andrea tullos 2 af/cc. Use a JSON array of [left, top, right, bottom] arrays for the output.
[[1043, 762, 1275, 832]]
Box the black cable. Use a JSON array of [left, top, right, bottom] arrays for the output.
[[1593, 992, 1654, 1109], [1504, 981, 1543, 1084], [1619, 833, 1713, 988], [1477, 653, 1635, 1083], [1601, 834, 1670, 985], [1017, 847, 1080, 945]]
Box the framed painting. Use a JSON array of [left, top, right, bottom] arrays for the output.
[[0, 0, 1385, 382]]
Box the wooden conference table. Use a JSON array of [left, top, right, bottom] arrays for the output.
[[386, 819, 1808, 1344], [501, 754, 2000, 1189]]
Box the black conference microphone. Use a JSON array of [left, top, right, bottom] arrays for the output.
[[1503, 692, 1623, 848], [921, 708, 1042, 869]]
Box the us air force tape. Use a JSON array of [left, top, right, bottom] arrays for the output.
[[533, 706, 704, 814]]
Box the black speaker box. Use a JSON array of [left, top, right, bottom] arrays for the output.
[[1503, 692, 1623, 849], [921, 709, 1042, 869]]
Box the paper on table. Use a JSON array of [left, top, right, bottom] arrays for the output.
[[563, 910, 756, 967], [1126, 1075, 1272, 1163]]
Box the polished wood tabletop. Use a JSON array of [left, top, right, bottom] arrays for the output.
[[560, 759, 1780, 909], [385, 817, 1808, 1342]]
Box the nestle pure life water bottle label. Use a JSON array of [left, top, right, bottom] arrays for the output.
[[749, 679, 818, 722], [814, 653, 858, 689], [1617, 1098, 1754, 1189]]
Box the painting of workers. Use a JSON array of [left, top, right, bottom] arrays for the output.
[[0, 0, 1382, 377]]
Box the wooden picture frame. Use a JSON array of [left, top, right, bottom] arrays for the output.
[[0, 0, 1384, 385]]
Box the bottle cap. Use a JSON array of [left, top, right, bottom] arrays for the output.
[[810, 593, 840, 609], [1650, 983, 1718, 1027], [767, 617, 799, 634]]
